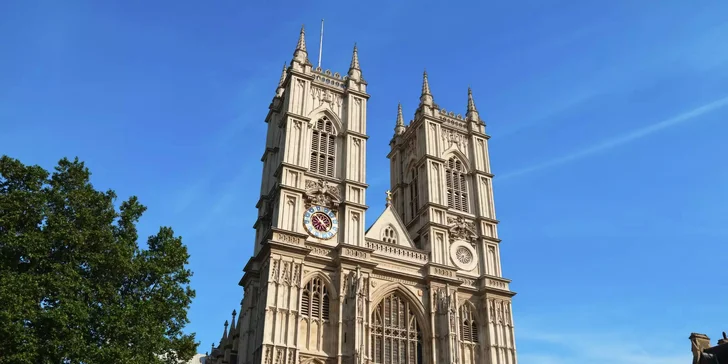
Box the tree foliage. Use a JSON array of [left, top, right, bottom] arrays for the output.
[[0, 156, 197, 364]]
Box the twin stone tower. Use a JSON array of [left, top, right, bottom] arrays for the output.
[[206, 26, 519, 364]]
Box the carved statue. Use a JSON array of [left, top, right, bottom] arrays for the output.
[[303, 179, 341, 209], [447, 216, 477, 244]]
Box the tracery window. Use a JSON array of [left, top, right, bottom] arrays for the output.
[[446, 157, 469, 213], [371, 293, 422, 364], [300, 277, 330, 321], [409, 168, 419, 219], [382, 226, 397, 244], [310, 117, 336, 177], [459, 304, 478, 343]]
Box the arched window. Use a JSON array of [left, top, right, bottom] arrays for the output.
[[446, 157, 469, 213], [300, 277, 330, 321], [371, 293, 422, 364], [382, 226, 397, 244], [459, 304, 478, 343], [409, 168, 419, 219], [310, 117, 337, 177]]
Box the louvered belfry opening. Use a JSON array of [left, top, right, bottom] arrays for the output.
[[301, 277, 330, 321], [371, 293, 423, 364], [445, 157, 469, 213], [310, 116, 337, 177], [459, 304, 479, 343]]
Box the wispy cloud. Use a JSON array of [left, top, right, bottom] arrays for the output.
[[518, 326, 690, 364], [499, 95, 728, 180]]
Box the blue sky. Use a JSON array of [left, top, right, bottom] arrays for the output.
[[1, 0, 727, 362]]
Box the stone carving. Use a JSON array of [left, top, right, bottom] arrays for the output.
[[293, 264, 301, 287], [441, 129, 468, 151], [447, 216, 477, 244], [404, 138, 417, 162], [271, 261, 279, 282], [265, 347, 272, 364], [275, 232, 303, 245], [311, 86, 340, 107], [282, 262, 291, 285], [306, 244, 332, 257], [276, 348, 283, 364], [303, 178, 341, 209]]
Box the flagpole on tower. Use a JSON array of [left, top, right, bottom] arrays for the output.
[[317, 19, 324, 69]]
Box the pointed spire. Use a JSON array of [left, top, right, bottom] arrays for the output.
[[348, 43, 362, 81], [419, 70, 434, 107], [350, 43, 360, 70], [278, 63, 287, 87], [394, 102, 406, 135], [276, 62, 288, 98], [229, 310, 237, 334], [292, 25, 310, 66], [466, 86, 480, 122], [296, 25, 307, 52], [221, 320, 229, 342], [422, 70, 431, 96], [467, 87, 477, 111], [397, 102, 404, 125]]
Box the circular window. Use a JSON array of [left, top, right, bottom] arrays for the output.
[[456, 246, 472, 264], [449, 240, 477, 271]]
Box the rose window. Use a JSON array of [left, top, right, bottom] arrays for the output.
[[456, 246, 473, 264]]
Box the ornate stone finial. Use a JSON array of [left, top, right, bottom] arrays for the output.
[[232, 309, 237, 319], [420, 70, 434, 107], [394, 102, 405, 135], [466, 86, 480, 122], [719, 331, 728, 345], [348, 43, 362, 81], [385, 190, 393, 207]]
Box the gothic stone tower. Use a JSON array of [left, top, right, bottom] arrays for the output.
[[206, 27, 518, 364]]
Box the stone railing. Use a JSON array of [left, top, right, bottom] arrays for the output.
[[365, 240, 429, 264]]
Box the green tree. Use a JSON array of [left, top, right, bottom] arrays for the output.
[[0, 156, 197, 364]]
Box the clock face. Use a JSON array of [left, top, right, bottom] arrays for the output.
[[303, 206, 338, 240]]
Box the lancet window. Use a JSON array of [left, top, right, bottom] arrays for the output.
[[371, 293, 423, 364], [409, 168, 419, 219], [446, 157, 469, 213], [310, 116, 336, 177], [382, 226, 397, 244], [300, 277, 330, 321]]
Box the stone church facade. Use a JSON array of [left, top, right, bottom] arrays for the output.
[[206, 26, 518, 364]]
